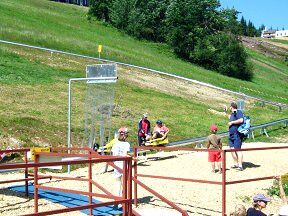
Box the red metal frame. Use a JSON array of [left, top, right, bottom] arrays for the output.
[[0, 147, 133, 216], [133, 145, 288, 216], [1, 145, 287, 216]]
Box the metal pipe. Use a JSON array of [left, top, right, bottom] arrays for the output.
[[88, 151, 93, 216], [222, 150, 226, 216], [20, 200, 129, 216], [66, 76, 117, 173], [123, 160, 128, 216], [34, 155, 39, 213], [133, 177, 188, 216], [67, 79, 72, 174], [136, 174, 221, 185], [128, 159, 133, 215], [24, 151, 28, 197], [133, 148, 138, 206]]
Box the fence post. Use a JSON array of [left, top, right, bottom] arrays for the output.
[[123, 159, 128, 216], [25, 150, 28, 197], [128, 158, 132, 215], [133, 146, 138, 206], [34, 154, 39, 213], [88, 150, 93, 216], [222, 150, 226, 216]]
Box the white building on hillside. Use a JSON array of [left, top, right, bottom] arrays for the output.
[[261, 29, 276, 38], [261, 27, 288, 39], [275, 30, 288, 39]]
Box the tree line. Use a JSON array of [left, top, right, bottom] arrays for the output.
[[88, 0, 257, 81]]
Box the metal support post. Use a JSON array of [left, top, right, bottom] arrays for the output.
[[34, 155, 39, 213], [222, 150, 226, 216], [24, 151, 29, 197], [67, 79, 72, 174], [133, 147, 138, 206], [128, 158, 132, 215], [123, 160, 128, 216], [88, 151, 93, 216], [263, 128, 269, 137], [251, 131, 255, 140]]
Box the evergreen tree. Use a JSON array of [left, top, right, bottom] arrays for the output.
[[126, 0, 169, 41], [222, 8, 241, 35], [239, 16, 247, 36], [165, 0, 253, 80], [110, 0, 133, 29], [247, 20, 257, 37], [88, 0, 112, 22], [165, 0, 223, 58]]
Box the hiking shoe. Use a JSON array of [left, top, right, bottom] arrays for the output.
[[236, 167, 243, 171]]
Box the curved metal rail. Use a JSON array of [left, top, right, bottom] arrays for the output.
[[167, 118, 288, 147], [1, 39, 287, 109]]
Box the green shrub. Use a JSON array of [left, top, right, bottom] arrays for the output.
[[267, 180, 281, 196], [267, 177, 288, 197]]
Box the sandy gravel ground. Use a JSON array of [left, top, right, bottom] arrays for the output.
[[1, 142, 288, 216]]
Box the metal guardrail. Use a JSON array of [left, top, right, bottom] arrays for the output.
[[167, 118, 288, 147], [1, 39, 287, 109]]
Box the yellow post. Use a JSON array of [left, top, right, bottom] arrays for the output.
[[98, 45, 102, 58]]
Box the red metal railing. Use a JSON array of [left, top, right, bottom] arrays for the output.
[[1, 145, 287, 215], [0, 147, 133, 216], [133, 145, 288, 216], [0, 148, 30, 196]]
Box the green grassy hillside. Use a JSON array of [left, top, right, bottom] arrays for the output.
[[0, 47, 287, 147], [0, 0, 287, 147], [0, 0, 287, 103], [271, 39, 288, 45]]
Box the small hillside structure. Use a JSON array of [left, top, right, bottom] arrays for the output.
[[261, 28, 288, 39], [261, 29, 276, 38], [275, 30, 288, 39]]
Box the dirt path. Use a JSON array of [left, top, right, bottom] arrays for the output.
[[1, 142, 287, 215], [119, 67, 244, 109]]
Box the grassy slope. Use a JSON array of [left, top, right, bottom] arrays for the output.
[[0, 0, 287, 146], [0, 0, 287, 103], [271, 39, 288, 45], [0, 48, 287, 147]]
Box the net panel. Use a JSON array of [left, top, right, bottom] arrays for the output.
[[82, 64, 117, 148]]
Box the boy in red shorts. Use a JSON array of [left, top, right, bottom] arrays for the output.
[[206, 124, 222, 173]]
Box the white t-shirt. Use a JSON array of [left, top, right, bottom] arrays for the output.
[[111, 140, 130, 169]]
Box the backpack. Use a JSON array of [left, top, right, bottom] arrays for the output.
[[237, 114, 251, 138]]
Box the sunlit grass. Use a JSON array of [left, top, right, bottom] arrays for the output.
[[0, 0, 287, 104]]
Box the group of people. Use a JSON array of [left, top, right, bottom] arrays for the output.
[[111, 102, 244, 207], [230, 194, 288, 216], [110, 113, 169, 209], [207, 101, 245, 173], [137, 113, 169, 146], [110, 102, 286, 214]]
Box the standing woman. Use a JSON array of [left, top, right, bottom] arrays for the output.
[[247, 194, 271, 216], [111, 127, 131, 208]]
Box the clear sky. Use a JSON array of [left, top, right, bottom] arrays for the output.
[[220, 0, 288, 30]]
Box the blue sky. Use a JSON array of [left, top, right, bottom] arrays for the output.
[[220, 0, 288, 30]]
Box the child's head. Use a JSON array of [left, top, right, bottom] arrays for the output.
[[230, 204, 246, 216], [118, 127, 129, 141], [210, 124, 218, 134]]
